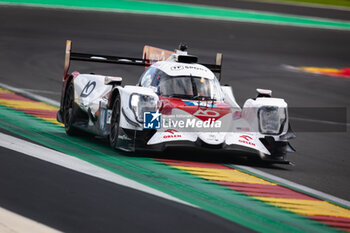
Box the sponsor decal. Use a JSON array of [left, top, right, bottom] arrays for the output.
[[170, 65, 207, 72], [182, 100, 216, 107], [80, 80, 96, 97], [170, 65, 184, 71], [163, 129, 182, 139], [184, 65, 207, 72], [233, 111, 241, 120], [143, 111, 161, 129], [164, 129, 178, 134], [194, 109, 220, 117], [236, 127, 250, 132], [238, 135, 256, 146]]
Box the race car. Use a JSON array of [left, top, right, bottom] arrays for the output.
[[57, 40, 295, 163]]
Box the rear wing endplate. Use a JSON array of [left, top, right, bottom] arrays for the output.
[[142, 45, 173, 68], [202, 53, 223, 80]]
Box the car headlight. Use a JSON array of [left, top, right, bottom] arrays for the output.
[[130, 94, 158, 123], [258, 106, 286, 134]]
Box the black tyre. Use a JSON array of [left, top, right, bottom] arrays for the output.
[[63, 82, 80, 135], [269, 141, 288, 159], [109, 95, 121, 149]]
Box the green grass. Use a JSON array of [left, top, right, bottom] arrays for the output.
[[263, 0, 350, 8]]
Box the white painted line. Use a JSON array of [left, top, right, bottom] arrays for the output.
[[0, 82, 60, 107], [0, 132, 196, 208], [0, 206, 62, 233], [233, 164, 350, 208]]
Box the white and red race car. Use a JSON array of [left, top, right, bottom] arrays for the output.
[[57, 40, 295, 163]]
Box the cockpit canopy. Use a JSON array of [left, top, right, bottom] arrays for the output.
[[139, 66, 224, 101]]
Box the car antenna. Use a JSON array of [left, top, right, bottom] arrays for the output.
[[178, 43, 188, 52]]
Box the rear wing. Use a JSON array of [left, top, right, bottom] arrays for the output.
[[64, 40, 223, 80], [63, 40, 146, 78]]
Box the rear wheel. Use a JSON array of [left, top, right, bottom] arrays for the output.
[[109, 95, 121, 149], [63, 82, 80, 135]]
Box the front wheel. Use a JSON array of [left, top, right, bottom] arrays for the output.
[[109, 95, 121, 149]]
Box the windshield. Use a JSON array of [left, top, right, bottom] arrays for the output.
[[159, 75, 224, 101]]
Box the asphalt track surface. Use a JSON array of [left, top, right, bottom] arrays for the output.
[[0, 141, 250, 233], [0, 2, 350, 232]]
